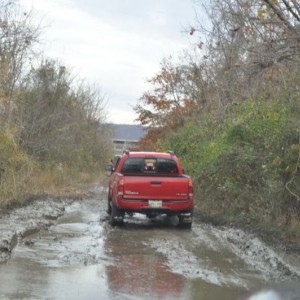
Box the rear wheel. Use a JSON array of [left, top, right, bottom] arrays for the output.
[[109, 201, 124, 227], [178, 219, 192, 229], [107, 196, 112, 214]]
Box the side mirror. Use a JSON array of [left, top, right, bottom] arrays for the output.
[[105, 165, 114, 172]]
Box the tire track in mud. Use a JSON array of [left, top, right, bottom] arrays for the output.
[[210, 226, 300, 281], [145, 223, 300, 290], [24, 200, 108, 268], [0, 186, 107, 264], [0, 198, 73, 263], [147, 235, 248, 288]]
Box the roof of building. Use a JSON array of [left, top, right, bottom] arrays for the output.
[[105, 124, 147, 142]]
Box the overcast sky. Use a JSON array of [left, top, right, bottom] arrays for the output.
[[20, 0, 198, 124]]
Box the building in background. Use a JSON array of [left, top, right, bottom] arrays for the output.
[[106, 124, 147, 154]]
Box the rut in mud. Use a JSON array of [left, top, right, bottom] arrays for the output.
[[0, 185, 299, 300]]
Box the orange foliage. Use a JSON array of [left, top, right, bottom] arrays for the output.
[[134, 57, 200, 148]]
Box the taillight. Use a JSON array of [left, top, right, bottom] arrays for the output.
[[117, 179, 124, 196], [188, 178, 193, 200]]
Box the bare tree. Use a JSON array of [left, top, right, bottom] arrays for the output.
[[18, 59, 109, 168], [0, 0, 40, 124], [191, 0, 300, 110]]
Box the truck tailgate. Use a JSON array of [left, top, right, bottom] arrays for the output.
[[122, 176, 189, 200]]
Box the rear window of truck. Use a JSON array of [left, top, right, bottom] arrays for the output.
[[121, 158, 179, 175]]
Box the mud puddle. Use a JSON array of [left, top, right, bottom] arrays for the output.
[[0, 185, 299, 300]]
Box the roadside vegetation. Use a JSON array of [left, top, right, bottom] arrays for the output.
[[135, 1, 300, 244], [0, 1, 111, 207], [1, 0, 299, 246]]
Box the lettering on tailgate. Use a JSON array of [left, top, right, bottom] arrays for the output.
[[125, 190, 139, 195]]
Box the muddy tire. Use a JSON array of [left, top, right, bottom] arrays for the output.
[[109, 201, 124, 227], [178, 220, 192, 229], [107, 196, 112, 214]]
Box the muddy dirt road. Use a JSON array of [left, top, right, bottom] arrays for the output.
[[0, 185, 300, 300]]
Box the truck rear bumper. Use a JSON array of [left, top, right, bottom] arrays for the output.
[[116, 196, 194, 215]]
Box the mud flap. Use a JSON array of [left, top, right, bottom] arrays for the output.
[[178, 211, 193, 229], [110, 202, 124, 227]]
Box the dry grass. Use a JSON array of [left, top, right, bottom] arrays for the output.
[[0, 164, 106, 208]]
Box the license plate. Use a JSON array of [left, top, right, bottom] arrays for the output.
[[148, 200, 162, 208]]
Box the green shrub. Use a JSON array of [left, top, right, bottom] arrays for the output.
[[163, 98, 300, 230]]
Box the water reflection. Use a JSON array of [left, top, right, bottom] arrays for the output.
[[106, 256, 185, 298]]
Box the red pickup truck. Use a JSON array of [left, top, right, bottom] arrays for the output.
[[105, 151, 194, 228]]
